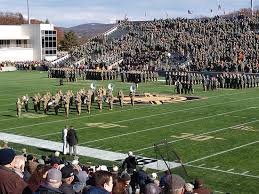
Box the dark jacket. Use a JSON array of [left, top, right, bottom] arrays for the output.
[[137, 170, 152, 186], [60, 183, 75, 194], [67, 128, 78, 146], [122, 156, 137, 174], [84, 186, 110, 194], [36, 183, 63, 194], [0, 165, 31, 194]]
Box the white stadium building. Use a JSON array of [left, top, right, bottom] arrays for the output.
[[0, 24, 57, 62]]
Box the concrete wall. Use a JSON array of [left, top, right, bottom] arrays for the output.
[[22, 24, 42, 61], [0, 48, 33, 62], [0, 25, 26, 39]]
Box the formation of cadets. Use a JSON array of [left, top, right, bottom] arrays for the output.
[[16, 86, 136, 118], [121, 71, 159, 83], [48, 68, 120, 81], [165, 71, 259, 94], [48, 68, 159, 83]]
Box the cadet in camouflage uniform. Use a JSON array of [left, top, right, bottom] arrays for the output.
[[31, 94, 39, 113], [64, 97, 70, 118], [107, 90, 114, 110], [129, 91, 135, 106], [97, 90, 103, 111], [22, 94, 29, 112], [43, 95, 49, 114], [86, 92, 92, 114], [117, 90, 124, 108], [16, 98, 23, 117], [75, 92, 82, 115]]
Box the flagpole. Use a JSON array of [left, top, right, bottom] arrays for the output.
[[251, 0, 254, 16], [27, 0, 30, 24]]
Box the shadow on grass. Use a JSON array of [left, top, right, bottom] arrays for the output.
[[2, 114, 15, 117]]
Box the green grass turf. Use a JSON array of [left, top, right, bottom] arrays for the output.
[[1, 70, 259, 193]]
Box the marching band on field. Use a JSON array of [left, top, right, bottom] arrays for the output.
[[16, 83, 136, 118]]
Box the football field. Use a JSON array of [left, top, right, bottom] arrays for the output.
[[0, 71, 259, 193]]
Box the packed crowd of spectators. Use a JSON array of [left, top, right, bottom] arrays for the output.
[[60, 15, 259, 74], [2, 15, 259, 75], [0, 142, 214, 194]]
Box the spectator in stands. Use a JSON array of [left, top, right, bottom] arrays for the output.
[[22, 148, 27, 157], [13, 155, 26, 178], [159, 170, 170, 189], [73, 170, 89, 194], [0, 148, 32, 194], [1, 140, 9, 148], [145, 182, 161, 194], [184, 183, 194, 194], [60, 165, 75, 194], [193, 179, 213, 194], [27, 164, 51, 193], [49, 152, 62, 169], [111, 165, 119, 181], [137, 166, 153, 194], [122, 151, 138, 193], [24, 154, 39, 181], [164, 174, 185, 194], [144, 172, 161, 194], [84, 170, 113, 194], [112, 172, 131, 194], [36, 168, 63, 194]]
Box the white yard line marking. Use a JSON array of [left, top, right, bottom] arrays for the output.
[[214, 191, 225, 194], [133, 119, 259, 152], [79, 106, 255, 145], [0, 117, 20, 122], [0, 106, 148, 132], [1, 88, 258, 129], [37, 98, 257, 138], [213, 166, 220, 169], [242, 171, 250, 175], [185, 140, 259, 164], [0, 87, 256, 108], [227, 168, 234, 172], [186, 164, 259, 179], [0, 110, 13, 114], [198, 163, 206, 167]]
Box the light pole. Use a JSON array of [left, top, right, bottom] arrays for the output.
[[27, 0, 30, 24]]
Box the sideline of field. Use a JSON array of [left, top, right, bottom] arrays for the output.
[[0, 132, 180, 171]]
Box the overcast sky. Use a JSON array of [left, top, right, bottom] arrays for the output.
[[0, 0, 257, 27]]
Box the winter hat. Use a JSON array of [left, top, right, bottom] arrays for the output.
[[0, 148, 16, 165]]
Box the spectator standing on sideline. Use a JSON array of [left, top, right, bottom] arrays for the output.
[[62, 126, 68, 155], [67, 126, 78, 156]]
